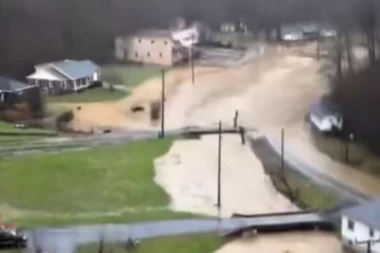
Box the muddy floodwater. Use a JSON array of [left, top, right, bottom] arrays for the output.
[[215, 232, 343, 253]]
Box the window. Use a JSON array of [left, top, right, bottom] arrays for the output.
[[135, 52, 139, 58], [348, 220, 355, 231], [348, 240, 353, 246], [151, 40, 155, 44], [164, 41, 168, 45], [159, 52, 163, 58], [370, 229, 374, 237], [147, 52, 150, 57], [138, 38, 142, 43]]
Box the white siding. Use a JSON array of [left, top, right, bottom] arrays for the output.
[[27, 67, 67, 81], [93, 72, 99, 81], [341, 215, 380, 253], [115, 37, 126, 60]]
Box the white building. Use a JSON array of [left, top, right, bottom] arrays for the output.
[[27, 59, 99, 94], [341, 200, 380, 253], [171, 26, 200, 48]]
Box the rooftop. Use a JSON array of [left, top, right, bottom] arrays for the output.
[[342, 199, 380, 230], [36, 59, 99, 80], [0, 76, 29, 92], [133, 29, 173, 39]]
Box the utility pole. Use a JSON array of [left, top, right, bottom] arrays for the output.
[[233, 110, 239, 128], [191, 33, 195, 84], [281, 128, 285, 176], [316, 38, 321, 61], [217, 120, 222, 213], [160, 69, 165, 138], [344, 133, 355, 163]]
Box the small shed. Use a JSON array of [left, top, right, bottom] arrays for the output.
[[0, 76, 33, 108], [341, 199, 380, 253]]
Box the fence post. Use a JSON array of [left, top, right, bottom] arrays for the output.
[[239, 126, 245, 145]]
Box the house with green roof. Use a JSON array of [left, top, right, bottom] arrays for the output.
[[26, 59, 100, 95]]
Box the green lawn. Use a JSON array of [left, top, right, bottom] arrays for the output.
[[8, 210, 202, 228], [78, 233, 224, 253], [101, 65, 159, 87], [285, 171, 336, 209], [0, 121, 55, 135], [251, 138, 336, 210], [0, 138, 198, 227], [46, 88, 127, 103], [0, 120, 58, 149]]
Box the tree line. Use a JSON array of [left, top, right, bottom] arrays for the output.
[[329, 0, 380, 153], [0, 0, 357, 79]]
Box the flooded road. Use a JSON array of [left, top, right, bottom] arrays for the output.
[[215, 231, 342, 253]]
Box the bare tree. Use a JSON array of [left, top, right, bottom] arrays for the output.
[[358, 0, 378, 65], [344, 31, 354, 75]]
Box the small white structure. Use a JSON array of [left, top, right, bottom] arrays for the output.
[[309, 96, 343, 133], [341, 200, 380, 253], [27, 59, 99, 94], [171, 26, 199, 48], [220, 22, 236, 33]]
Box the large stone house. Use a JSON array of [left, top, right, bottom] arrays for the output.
[[115, 26, 201, 66], [115, 30, 186, 66]]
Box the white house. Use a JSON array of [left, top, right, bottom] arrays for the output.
[[341, 200, 380, 253], [27, 59, 99, 94], [309, 96, 343, 134]]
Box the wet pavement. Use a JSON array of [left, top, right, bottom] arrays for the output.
[[26, 213, 326, 253]]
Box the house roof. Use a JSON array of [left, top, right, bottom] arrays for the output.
[[310, 96, 341, 120], [0, 76, 29, 92], [52, 60, 99, 80], [342, 199, 380, 230], [34, 59, 99, 80], [133, 29, 173, 39]]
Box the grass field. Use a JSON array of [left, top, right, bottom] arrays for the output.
[[312, 132, 380, 176], [0, 138, 200, 227], [0, 121, 55, 134], [78, 233, 223, 253], [250, 138, 336, 210], [46, 88, 127, 103], [101, 65, 159, 87], [276, 170, 336, 209], [0, 121, 58, 149]]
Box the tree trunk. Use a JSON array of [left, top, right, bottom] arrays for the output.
[[335, 36, 344, 81], [344, 32, 354, 74]]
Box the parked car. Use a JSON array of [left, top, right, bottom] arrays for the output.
[[0, 227, 27, 248]]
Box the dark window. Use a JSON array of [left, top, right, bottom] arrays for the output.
[[348, 240, 353, 246], [164, 41, 168, 45], [159, 52, 163, 57], [147, 52, 150, 57], [135, 52, 138, 58], [138, 38, 142, 43], [348, 220, 354, 231], [370, 229, 374, 237], [151, 40, 155, 44]]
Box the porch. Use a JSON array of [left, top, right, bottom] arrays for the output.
[[28, 76, 94, 94]]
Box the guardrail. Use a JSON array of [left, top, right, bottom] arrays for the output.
[[231, 209, 317, 218]]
